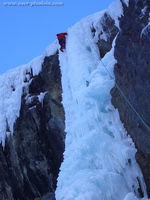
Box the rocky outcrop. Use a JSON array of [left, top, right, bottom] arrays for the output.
[[96, 12, 119, 58], [0, 52, 65, 200], [111, 0, 150, 197], [96, 0, 128, 58]]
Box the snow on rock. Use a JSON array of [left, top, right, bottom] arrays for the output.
[[123, 192, 149, 200], [0, 66, 29, 147], [123, 0, 129, 7], [141, 22, 150, 38], [43, 40, 58, 57], [123, 193, 139, 200], [55, 2, 148, 200], [107, 0, 124, 28], [0, 42, 57, 147], [38, 92, 47, 107]]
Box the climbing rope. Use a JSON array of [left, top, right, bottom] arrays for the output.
[[101, 58, 150, 132], [80, 20, 150, 132]]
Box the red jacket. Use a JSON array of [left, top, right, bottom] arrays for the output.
[[56, 32, 68, 40]]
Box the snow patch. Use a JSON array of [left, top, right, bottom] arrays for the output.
[[123, 0, 129, 7], [107, 0, 124, 28], [0, 42, 57, 147], [38, 92, 47, 107], [140, 22, 150, 38], [123, 193, 139, 200], [141, 6, 147, 16], [43, 40, 58, 57], [0, 66, 28, 147]]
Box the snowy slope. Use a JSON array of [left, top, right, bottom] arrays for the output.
[[56, 1, 148, 200], [0, 41, 57, 147]]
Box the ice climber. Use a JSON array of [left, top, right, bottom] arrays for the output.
[[56, 32, 68, 52]]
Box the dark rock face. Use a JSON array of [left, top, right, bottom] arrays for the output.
[[0, 52, 65, 200], [111, 0, 150, 196]]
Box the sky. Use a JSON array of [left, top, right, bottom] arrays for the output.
[[0, 0, 115, 75]]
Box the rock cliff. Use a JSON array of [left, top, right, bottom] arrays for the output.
[[111, 0, 150, 197], [0, 52, 65, 200]]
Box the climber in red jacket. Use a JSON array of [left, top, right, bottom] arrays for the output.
[[56, 32, 68, 52]]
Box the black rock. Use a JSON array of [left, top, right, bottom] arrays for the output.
[[0, 52, 65, 200]]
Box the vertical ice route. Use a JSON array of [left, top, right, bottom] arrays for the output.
[[56, 19, 148, 200]]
